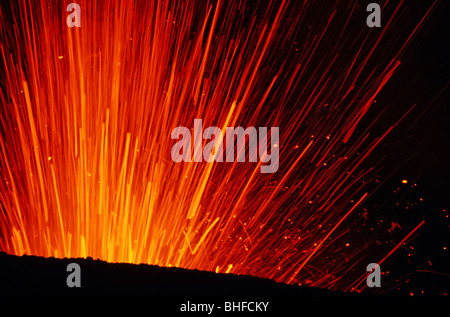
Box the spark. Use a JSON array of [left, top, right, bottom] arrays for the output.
[[0, 0, 438, 291]]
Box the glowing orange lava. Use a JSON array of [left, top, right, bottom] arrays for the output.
[[0, 0, 437, 290]]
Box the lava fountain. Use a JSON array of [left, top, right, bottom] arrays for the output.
[[0, 0, 437, 291]]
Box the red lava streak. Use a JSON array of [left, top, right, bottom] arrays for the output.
[[0, 0, 438, 290]]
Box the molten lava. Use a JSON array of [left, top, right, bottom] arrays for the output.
[[0, 0, 437, 291]]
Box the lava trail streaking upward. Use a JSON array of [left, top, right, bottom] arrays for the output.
[[0, 0, 438, 291]]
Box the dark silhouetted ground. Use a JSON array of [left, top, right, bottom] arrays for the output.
[[0, 252, 358, 298]]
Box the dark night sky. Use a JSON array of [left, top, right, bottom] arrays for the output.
[[355, 0, 450, 295]]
